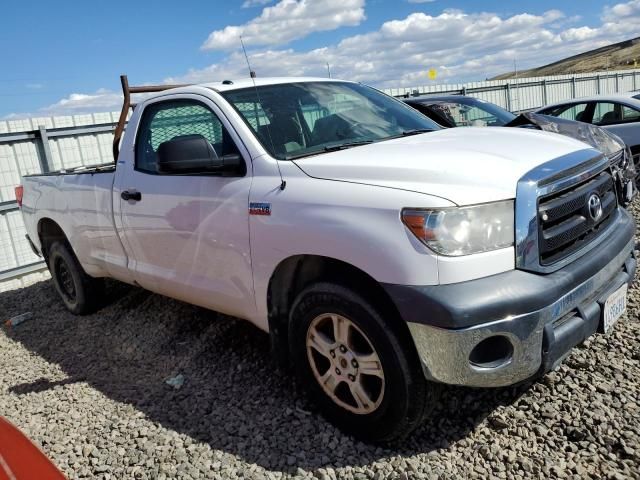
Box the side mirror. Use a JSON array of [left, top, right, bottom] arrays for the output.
[[157, 135, 243, 174]]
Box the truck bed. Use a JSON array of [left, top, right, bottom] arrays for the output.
[[20, 166, 127, 280], [23, 163, 116, 178]]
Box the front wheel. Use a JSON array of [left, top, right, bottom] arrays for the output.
[[48, 241, 104, 315], [289, 283, 438, 443]]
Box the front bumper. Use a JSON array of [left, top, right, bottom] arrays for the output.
[[384, 208, 636, 387]]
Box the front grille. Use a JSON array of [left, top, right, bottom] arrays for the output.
[[538, 170, 617, 265]]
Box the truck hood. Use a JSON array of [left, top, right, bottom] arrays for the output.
[[293, 128, 596, 205]]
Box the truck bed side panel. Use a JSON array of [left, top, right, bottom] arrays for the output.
[[21, 172, 132, 283]]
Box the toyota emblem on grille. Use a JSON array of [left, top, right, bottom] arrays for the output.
[[587, 193, 603, 221]]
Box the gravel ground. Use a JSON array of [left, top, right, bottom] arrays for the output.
[[1, 204, 639, 480]]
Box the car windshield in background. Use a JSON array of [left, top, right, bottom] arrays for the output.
[[421, 99, 516, 127], [222, 82, 439, 160]]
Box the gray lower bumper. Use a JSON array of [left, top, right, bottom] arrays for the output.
[[385, 209, 636, 388]]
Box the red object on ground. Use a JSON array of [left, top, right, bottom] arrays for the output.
[[0, 416, 66, 480]]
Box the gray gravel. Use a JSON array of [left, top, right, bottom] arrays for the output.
[[1, 203, 639, 480]]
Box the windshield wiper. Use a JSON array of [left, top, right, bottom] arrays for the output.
[[283, 140, 375, 160], [379, 128, 436, 142], [400, 128, 435, 136], [323, 140, 374, 152]]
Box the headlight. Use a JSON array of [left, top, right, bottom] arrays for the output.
[[613, 147, 637, 204], [402, 200, 514, 256], [621, 146, 637, 181]]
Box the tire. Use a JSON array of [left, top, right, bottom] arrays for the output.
[[289, 282, 439, 443], [48, 241, 104, 315]]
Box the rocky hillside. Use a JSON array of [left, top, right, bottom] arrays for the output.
[[495, 37, 640, 79]]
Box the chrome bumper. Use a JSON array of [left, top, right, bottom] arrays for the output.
[[408, 241, 635, 387], [386, 209, 636, 388]]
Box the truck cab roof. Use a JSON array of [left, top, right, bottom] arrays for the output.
[[200, 76, 350, 93]]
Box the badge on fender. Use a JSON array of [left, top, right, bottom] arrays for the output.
[[249, 202, 271, 216]]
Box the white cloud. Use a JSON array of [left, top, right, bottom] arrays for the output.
[[201, 0, 366, 51], [3, 89, 146, 119], [38, 89, 123, 116], [602, 0, 640, 22], [173, 8, 591, 86], [9, 0, 640, 119], [2, 87, 165, 119], [560, 26, 598, 42], [2, 113, 26, 120], [242, 0, 273, 7], [175, 2, 640, 90]]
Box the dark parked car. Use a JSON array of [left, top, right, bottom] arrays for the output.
[[403, 95, 516, 128]]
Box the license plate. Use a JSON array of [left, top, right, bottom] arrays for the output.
[[603, 284, 627, 334]]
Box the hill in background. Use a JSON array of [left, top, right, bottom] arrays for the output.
[[494, 37, 640, 80]]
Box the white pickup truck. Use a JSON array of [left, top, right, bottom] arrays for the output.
[[17, 77, 637, 442]]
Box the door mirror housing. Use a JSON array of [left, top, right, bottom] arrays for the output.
[[156, 135, 243, 174]]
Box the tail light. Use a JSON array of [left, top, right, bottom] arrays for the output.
[[15, 185, 24, 208]]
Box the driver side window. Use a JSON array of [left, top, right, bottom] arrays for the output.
[[136, 100, 238, 173]]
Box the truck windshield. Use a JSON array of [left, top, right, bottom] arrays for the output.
[[222, 81, 439, 160]]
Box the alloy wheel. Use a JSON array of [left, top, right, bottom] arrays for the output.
[[306, 313, 385, 415]]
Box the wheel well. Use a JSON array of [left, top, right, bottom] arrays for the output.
[[267, 255, 413, 366], [38, 218, 69, 263]]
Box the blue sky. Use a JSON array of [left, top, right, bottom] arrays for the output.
[[1, 0, 637, 118]]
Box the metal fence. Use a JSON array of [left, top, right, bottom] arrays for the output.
[[0, 113, 120, 291], [1, 69, 639, 290], [382, 69, 640, 112]]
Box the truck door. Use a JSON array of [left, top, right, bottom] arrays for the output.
[[113, 95, 256, 320]]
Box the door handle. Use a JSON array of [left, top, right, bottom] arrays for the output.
[[121, 190, 142, 202]]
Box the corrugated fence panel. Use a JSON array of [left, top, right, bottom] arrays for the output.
[[0, 111, 122, 288], [13, 142, 41, 176], [56, 137, 84, 169], [0, 145, 22, 202], [0, 70, 639, 289], [621, 75, 634, 92], [5, 210, 39, 266], [473, 89, 507, 108], [511, 83, 543, 111], [97, 133, 114, 161], [49, 139, 65, 171], [0, 214, 16, 271], [602, 77, 616, 95], [385, 69, 640, 112], [547, 82, 574, 105], [576, 78, 596, 97]]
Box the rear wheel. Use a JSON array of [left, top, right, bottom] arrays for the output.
[[48, 242, 104, 315], [289, 282, 439, 443]]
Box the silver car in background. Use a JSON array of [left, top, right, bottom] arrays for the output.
[[536, 93, 640, 163]]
